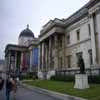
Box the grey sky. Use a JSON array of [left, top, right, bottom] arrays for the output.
[[0, 0, 89, 59]]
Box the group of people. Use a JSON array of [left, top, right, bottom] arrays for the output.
[[0, 76, 18, 100]]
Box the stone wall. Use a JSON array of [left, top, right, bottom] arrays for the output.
[[64, 17, 92, 69], [38, 1, 100, 79]]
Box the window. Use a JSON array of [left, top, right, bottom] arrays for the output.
[[67, 56, 71, 68], [76, 29, 80, 41], [67, 34, 70, 44], [88, 49, 93, 65], [88, 24, 91, 36]]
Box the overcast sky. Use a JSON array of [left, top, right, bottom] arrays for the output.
[[0, 0, 90, 59]]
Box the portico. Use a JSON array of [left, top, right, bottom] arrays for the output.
[[38, 19, 65, 79], [5, 44, 28, 76]]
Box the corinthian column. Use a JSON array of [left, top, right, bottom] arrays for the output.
[[45, 42, 48, 71], [15, 51, 17, 72], [96, 9, 100, 64], [41, 42, 45, 71], [8, 51, 11, 72], [49, 37, 52, 70], [90, 15, 97, 65], [54, 35, 58, 70]]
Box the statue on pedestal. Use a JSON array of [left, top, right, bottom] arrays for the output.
[[74, 56, 89, 89], [77, 56, 85, 74]]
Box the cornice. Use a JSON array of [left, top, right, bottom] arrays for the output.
[[65, 17, 89, 33], [89, 2, 100, 15], [39, 18, 65, 37]]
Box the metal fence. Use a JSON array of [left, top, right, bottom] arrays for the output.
[[55, 68, 100, 76]]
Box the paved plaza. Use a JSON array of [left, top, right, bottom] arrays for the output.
[[0, 86, 60, 100]]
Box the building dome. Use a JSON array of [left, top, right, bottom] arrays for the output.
[[18, 25, 35, 46], [19, 25, 34, 38]]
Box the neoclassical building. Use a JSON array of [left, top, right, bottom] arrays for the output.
[[38, 0, 100, 79], [5, 25, 39, 76], [5, 0, 100, 79]]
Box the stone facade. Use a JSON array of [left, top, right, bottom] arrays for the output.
[[5, 0, 100, 79], [38, 0, 100, 79]]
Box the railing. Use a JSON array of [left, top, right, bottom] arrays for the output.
[[55, 68, 100, 76]]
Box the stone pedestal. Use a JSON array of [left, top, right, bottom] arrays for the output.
[[38, 71, 44, 80], [38, 70, 55, 80], [74, 74, 89, 89], [47, 70, 55, 79]]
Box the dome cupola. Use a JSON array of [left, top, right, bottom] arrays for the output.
[[18, 25, 34, 46], [19, 24, 34, 38]]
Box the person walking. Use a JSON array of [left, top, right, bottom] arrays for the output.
[[0, 77, 4, 90], [6, 78, 13, 100], [11, 78, 17, 100]]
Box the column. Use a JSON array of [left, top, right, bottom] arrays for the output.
[[14, 51, 17, 72], [41, 42, 45, 71], [5, 56, 7, 72], [62, 35, 65, 69], [54, 35, 58, 70], [8, 51, 11, 72], [96, 8, 100, 64], [45, 41, 49, 71], [43, 42, 46, 71], [40, 43, 42, 71], [45, 42, 48, 71], [49, 37, 52, 70], [21, 52, 26, 71], [90, 15, 97, 65]]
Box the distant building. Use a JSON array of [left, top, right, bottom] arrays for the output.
[[5, 0, 100, 79], [0, 60, 5, 78], [5, 25, 39, 76]]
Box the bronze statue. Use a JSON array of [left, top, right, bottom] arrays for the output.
[[77, 56, 85, 74]]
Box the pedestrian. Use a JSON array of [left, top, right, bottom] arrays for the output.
[[6, 77, 13, 100], [8, 76, 17, 100], [11, 78, 17, 100], [0, 77, 4, 90]]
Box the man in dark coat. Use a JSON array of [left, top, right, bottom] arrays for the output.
[[6, 78, 13, 100], [0, 77, 4, 90]]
